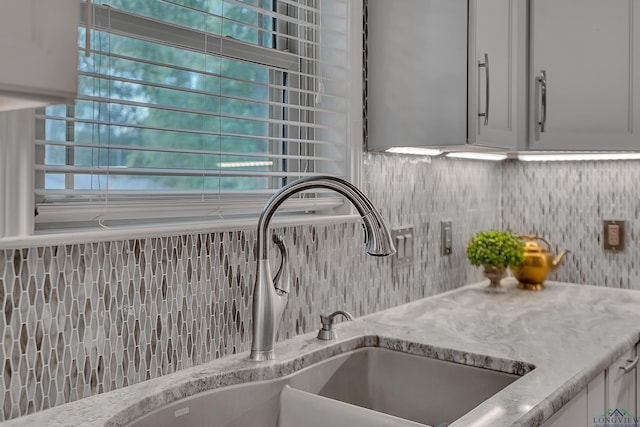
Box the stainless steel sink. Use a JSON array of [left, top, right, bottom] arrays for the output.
[[125, 347, 529, 427]]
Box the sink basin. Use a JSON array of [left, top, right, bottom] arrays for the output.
[[124, 347, 529, 427], [288, 347, 522, 425]]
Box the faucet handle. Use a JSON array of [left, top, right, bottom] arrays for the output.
[[317, 310, 354, 340], [272, 234, 290, 294]]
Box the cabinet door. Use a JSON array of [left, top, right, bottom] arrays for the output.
[[588, 371, 606, 425], [0, 0, 79, 111], [529, 0, 640, 150], [607, 348, 638, 423], [468, 0, 527, 150], [542, 372, 605, 427], [637, 343, 640, 425], [366, 0, 467, 150], [542, 387, 587, 427]]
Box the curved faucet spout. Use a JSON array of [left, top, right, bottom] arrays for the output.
[[249, 176, 395, 361], [257, 176, 396, 261]]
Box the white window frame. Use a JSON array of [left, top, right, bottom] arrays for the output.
[[0, 0, 363, 248]]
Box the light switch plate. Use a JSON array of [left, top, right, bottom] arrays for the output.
[[441, 220, 452, 255], [391, 226, 414, 267], [603, 220, 625, 251]]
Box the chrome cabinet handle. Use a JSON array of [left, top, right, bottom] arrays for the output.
[[619, 356, 639, 374], [478, 53, 490, 126], [536, 70, 547, 133]]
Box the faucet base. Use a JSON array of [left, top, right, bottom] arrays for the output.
[[249, 350, 276, 362]]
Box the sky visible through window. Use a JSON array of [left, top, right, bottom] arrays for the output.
[[43, 0, 280, 195]]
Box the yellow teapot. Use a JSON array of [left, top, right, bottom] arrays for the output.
[[512, 235, 568, 291]]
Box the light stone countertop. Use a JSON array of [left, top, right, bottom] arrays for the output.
[[3, 280, 640, 427]]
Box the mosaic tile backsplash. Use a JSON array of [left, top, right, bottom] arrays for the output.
[[503, 159, 640, 290], [0, 154, 502, 421], [3, 154, 639, 421]]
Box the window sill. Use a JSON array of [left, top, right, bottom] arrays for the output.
[[0, 212, 361, 249]]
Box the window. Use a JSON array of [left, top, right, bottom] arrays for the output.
[[33, 0, 353, 230]]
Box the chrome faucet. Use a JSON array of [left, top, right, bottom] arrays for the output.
[[249, 176, 396, 361]]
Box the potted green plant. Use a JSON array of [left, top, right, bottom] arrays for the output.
[[466, 230, 525, 291]]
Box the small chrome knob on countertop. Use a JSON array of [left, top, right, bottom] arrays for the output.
[[317, 310, 354, 341]]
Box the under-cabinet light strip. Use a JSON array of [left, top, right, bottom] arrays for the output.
[[385, 147, 443, 156], [446, 152, 507, 161], [383, 149, 640, 162], [518, 153, 640, 161]]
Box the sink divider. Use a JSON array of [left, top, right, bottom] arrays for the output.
[[277, 385, 428, 427]]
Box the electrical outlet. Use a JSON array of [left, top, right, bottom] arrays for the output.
[[608, 224, 620, 246], [603, 220, 625, 251]]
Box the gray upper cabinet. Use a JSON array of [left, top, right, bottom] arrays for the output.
[[0, 0, 79, 112], [365, 0, 468, 151], [468, 0, 527, 150], [368, 0, 640, 153], [529, 0, 640, 151]]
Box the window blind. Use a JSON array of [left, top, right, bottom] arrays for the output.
[[34, 0, 350, 228]]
